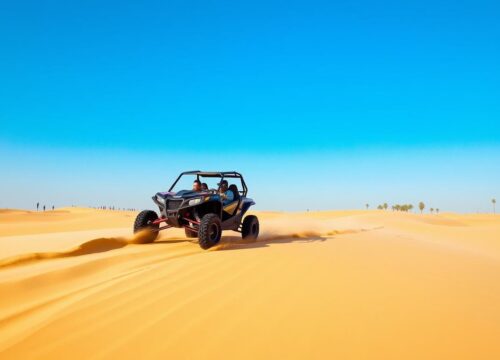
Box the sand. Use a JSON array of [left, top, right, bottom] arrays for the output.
[[0, 207, 499, 359]]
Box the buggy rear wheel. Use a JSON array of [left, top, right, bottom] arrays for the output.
[[133, 210, 159, 243], [184, 228, 198, 238], [242, 215, 259, 241], [198, 214, 221, 249]]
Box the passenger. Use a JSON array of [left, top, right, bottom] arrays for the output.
[[218, 180, 234, 205], [192, 180, 202, 192], [201, 183, 209, 192]]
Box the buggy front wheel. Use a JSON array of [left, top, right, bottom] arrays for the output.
[[198, 214, 221, 250], [133, 210, 159, 243]]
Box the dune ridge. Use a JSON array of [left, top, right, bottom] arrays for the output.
[[0, 237, 129, 269]]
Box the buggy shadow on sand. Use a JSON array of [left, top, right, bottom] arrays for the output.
[[134, 171, 259, 249]]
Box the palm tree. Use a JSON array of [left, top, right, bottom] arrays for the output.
[[395, 204, 401, 211], [419, 202, 425, 214], [430, 208, 434, 214], [493, 199, 496, 214], [383, 203, 388, 210], [436, 208, 440, 214], [408, 204, 414, 212], [377, 205, 383, 210]]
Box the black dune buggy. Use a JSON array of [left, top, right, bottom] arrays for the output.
[[133, 171, 259, 249]]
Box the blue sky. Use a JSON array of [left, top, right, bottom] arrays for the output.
[[1, 0, 499, 212]]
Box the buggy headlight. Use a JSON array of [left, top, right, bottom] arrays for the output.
[[156, 196, 166, 204], [188, 198, 202, 206]]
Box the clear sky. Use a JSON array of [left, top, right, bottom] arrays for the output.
[[1, 0, 499, 212]]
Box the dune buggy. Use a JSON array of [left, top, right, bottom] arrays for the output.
[[133, 171, 259, 249]]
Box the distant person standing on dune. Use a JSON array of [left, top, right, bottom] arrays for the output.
[[43, 205, 46, 211], [36, 202, 39, 211], [52, 205, 54, 210]]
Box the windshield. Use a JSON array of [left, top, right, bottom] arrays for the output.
[[169, 174, 221, 193], [169, 174, 245, 195]]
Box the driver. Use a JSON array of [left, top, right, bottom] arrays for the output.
[[192, 180, 202, 192], [218, 180, 234, 205]]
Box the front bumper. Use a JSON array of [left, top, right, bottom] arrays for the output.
[[152, 194, 202, 227]]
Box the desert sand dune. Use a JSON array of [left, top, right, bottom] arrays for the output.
[[0, 208, 499, 359]]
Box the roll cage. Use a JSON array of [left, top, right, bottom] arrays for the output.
[[168, 170, 248, 197]]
